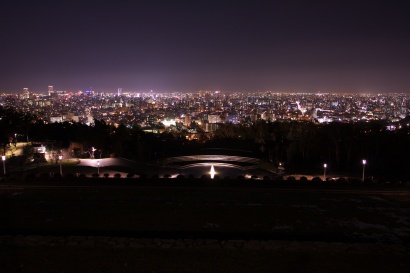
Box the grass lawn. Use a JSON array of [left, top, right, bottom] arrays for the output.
[[1, 185, 409, 242], [1, 182, 409, 272], [1, 245, 408, 273]]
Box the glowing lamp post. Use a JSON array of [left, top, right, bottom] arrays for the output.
[[362, 159, 366, 182], [323, 163, 327, 181], [97, 160, 100, 175], [58, 155, 62, 176], [2, 155, 5, 175], [210, 165, 215, 179]]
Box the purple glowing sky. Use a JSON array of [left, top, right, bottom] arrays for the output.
[[1, 0, 409, 93]]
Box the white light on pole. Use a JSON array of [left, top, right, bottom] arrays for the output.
[[59, 155, 62, 176], [2, 155, 5, 175], [97, 160, 100, 175], [323, 163, 327, 181], [362, 159, 366, 182]]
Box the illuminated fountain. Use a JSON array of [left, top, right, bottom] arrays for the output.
[[210, 164, 216, 179], [163, 154, 263, 178]]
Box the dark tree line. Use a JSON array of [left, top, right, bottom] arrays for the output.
[[212, 119, 410, 179], [0, 107, 192, 162], [1, 106, 409, 179]]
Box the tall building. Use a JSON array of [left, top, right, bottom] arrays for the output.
[[23, 88, 29, 99], [208, 114, 222, 124], [48, 85, 54, 96], [184, 115, 191, 126], [118, 88, 122, 96]]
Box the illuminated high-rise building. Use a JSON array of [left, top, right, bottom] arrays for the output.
[[118, 88, 122, 96], [184, 115, 191, 126], [48, 85, 54, 96], [23, 88, 29, 99]]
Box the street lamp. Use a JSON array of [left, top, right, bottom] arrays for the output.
[[323, 163, 327, 181], [59, 155, 62, 176], [2, 155, 5, 175], [362, 159, 366, 182], [91, 147, 96, 159], [97, 160, 100, 175]]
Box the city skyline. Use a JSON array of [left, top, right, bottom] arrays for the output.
[[1, 0, 410, 93]]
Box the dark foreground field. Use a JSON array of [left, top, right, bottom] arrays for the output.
[[1, 179, 409, 272]]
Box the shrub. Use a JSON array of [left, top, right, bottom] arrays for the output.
[[103, 173, 110, 178], [139, 173, 147, 179], [299, 176, 308, 182], [311, 177, 323, 183], [91, 173, 100, 178], [363, 177, 374, 184], [176, 174, 185, 179], [127, 173, 135, 178], [374, 178, 386, 184], [164, 174, 171, 179], [336, 177, 347, 183], [39, 173, 50, 179], [286, 176, 296, 181], [114, 173, 121, 179], [64, 173, 75, 179], [347, 178, 361, 184], [25, 173, 37, 179]]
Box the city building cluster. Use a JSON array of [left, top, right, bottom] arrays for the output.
[[1, 86, 409, 135]]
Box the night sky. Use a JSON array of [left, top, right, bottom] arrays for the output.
[[1, 0, 409, 93]]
